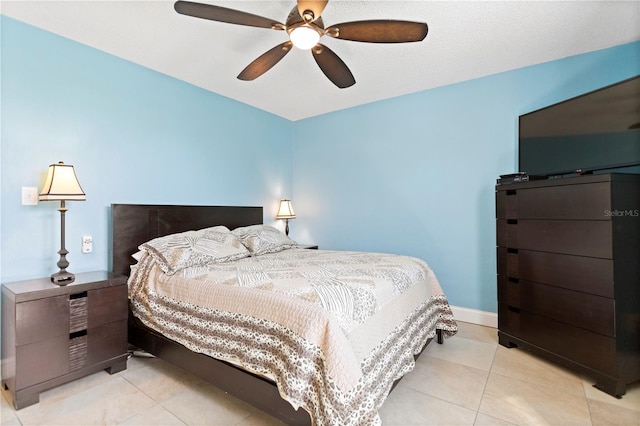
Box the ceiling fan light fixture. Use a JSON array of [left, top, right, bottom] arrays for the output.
[[175, 0, 429, 88], [290, 26, 321, 50]]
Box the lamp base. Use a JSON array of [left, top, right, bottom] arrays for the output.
[[51, 270, 75, 286]]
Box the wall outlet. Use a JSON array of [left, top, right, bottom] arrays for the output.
[[82, 236, 93, 253]]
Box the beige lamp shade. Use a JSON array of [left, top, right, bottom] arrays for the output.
[[39, 162, 86, 201], [276, 199, 296, 219]]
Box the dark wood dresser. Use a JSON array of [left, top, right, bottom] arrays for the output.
[[1, 271, 128, 409], [496, 173, 640, 397]]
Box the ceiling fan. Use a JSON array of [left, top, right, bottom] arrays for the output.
[[174, 0, 429, 88]]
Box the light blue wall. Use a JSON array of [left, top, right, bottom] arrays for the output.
[[0, 16, 293, 282], [291, 41, 640, 312], [1, 15, 638, 314]]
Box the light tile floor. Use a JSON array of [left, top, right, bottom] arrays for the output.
[[2, 322, 638, 425]]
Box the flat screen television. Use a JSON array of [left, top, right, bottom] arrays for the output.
[[519, 75, 640, 177]]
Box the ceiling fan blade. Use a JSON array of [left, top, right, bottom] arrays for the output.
[[174, 1, 284, 29], [297, 0, 328, 22], [312, 44, 355, 89], [237, 42, 293, 81], [327, 20, 428, 43]]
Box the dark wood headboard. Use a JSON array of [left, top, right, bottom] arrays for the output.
[[111, 204, 263, 277]]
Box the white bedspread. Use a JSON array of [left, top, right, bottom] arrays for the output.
[[129, 248, 457, 425]]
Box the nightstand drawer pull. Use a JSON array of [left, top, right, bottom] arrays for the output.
[[88, 286, 128, 327], [70, 291, 88, 299], [69, 331, 88, 372], [69, 294, 88, 333], [70, 330, 87, 339]]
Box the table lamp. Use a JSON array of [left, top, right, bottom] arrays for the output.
[[39, 161, 86, 285], [276, 199, 296, 236]]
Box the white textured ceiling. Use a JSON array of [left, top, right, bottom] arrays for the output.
[[2, 1, 639, 121]]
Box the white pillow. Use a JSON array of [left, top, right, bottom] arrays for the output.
[[139, 226, 250, 275], [131, 250, 144, 262], [232, 225, 298, 256]]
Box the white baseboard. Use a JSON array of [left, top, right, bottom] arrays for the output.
[[450, 305, 497, 328]]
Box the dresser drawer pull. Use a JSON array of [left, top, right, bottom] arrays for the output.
[[507, 248, 519, 254], [508, 306, 520, 313], [508, 277, 519, 283], [507, 219, 518, 225]]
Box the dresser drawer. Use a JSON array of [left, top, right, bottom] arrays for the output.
[[518, 311, 617, 376], [498, 303, 521, 338], [497, 275, 519, 307], [496, 219, 518, 248], [518, 250, 614, 297], [496, 190, 518, 219], [517, 182, 611, 220], [88, 285, 128, 328], [517, 220, 612, 258], [16, 296, 69, 345], [497, 247, 521, 278], [519, 280, 614, 337], [498, 277, 614, 337]]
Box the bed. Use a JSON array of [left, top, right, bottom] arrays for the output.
[[112, 204, 457, 425]]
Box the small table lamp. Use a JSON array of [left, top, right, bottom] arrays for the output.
[[276, 199, 296, 236], [39, 162, 86, 285]]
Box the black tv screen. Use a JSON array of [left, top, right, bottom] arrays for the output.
[[519, 76, 640, 177]]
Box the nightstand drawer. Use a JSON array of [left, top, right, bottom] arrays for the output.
[[88, 320, 127, 365], [16, 296, 69, 345], [16, 335, 69, 389], [88, 286, 128, 327]]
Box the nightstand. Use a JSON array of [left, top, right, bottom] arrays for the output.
[[1, 271, 128, 410], [299, 244, 318, 250]]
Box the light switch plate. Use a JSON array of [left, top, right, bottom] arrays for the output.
[[21, 187, 38, 205]]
